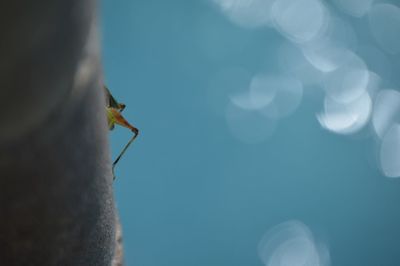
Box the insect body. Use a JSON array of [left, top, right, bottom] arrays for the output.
[[105, 86, 139, 180]]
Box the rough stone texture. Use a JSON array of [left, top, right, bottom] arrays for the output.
[[112, 215, 125, 266], [0, 1, 119, 265]]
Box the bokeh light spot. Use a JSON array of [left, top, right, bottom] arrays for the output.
[[225, 102, 276, 144], [372, 89, 400, 139], [365, 71, 382, 98], [333, 0, 375, 17], [317, 92, 372, 134], [369, 3, 400, 55], [302, 45, 351, 73], [302, 17, 358, 72], [271, 0, 328, 43], [258, 75, 303, 119], [207, 67, 252, 116], [380, 124, 400, 178], [358, 45, 392, 81], [278, 42, 324, 86], [212, 0, 276, 29], [258, 220, 329, 266], [230, 73, 277, 110], [250, 74, 277, 106], [323, 53, 369, 103]]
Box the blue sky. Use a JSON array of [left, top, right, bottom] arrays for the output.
[[100, 1, 400, 265]]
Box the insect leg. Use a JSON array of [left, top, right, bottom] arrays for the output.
[[112, 130, 139, 180]]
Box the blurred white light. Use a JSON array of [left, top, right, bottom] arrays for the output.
[[225, 102, 276, 143], [278, 42, 324, 86], [302, 45, 351, 73], [268, 237, 318, 266], [372, 89, 400, 139], [250, 74, 278, 106], [369, 3, 400, 54], [271, 0, 329, 43], [317, 243, 331, 266], [380, 124, 400, 178], [230, 74, 277, 110], [258, 220, 329, 266], [230, 91, 263, 110], [258, 75, 303, 119], [212, 0, 276, 29], [317, 92, 372, 134], [358, 45, 392, 80], [365, 72, 382, 98], [302, 17, 358, 72], [333, 0, 375, 17], [323, 53, 369, 103], [207, 67, 252, 117]]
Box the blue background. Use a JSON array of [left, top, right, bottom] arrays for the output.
[[100, 1, 400, 265]]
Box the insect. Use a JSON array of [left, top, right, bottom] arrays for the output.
[[105, 85, 139, 180]]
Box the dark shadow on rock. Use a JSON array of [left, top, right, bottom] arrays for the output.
[[0, 1, 119, 265]]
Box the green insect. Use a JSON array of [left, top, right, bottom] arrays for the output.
[[104, 85, 139, 180]]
